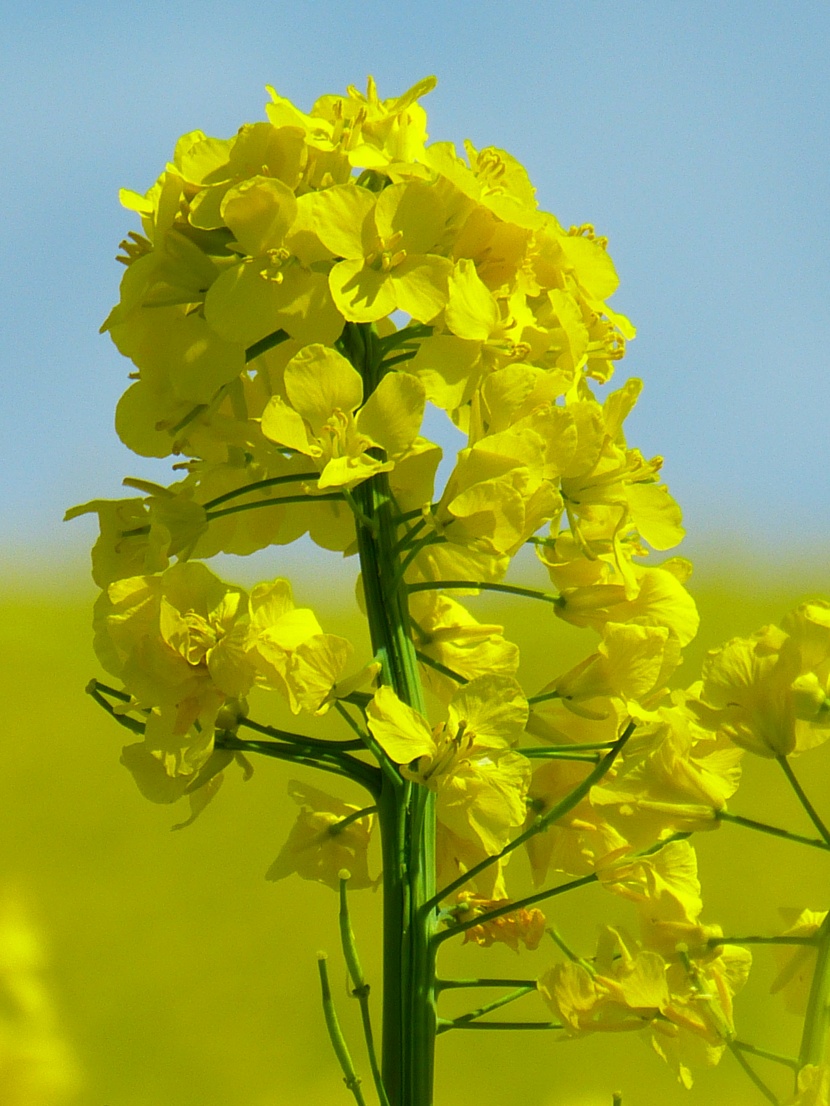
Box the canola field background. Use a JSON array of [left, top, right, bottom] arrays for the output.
[[3, 555, 830, 1106]]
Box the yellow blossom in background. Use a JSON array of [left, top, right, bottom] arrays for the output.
[[0, 893, 80, 1106]]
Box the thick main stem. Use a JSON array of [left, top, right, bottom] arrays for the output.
[[799, 912, 830, 1072], [346, 323, 438, 1106]]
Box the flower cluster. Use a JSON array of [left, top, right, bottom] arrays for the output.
[[74, 76, 830, 1099]]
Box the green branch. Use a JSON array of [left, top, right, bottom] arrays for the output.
[[435, 1020, 563, 1031], [727, 1042, 781, 1106], [201, 472, 323, 511], [778, 755, 830, 846], [206, 491, 344, 521], [424, 720, 635, 912], [732, 1040, 800, 1071], [239, 715, 365, 752], [436, 985, 536, 1033], [407, 580, 561, 606], [414, 650, 469, 686], [799, 911, 830, 1068], [244, 328, 290, 362], [339, 874, 390, 1106], [717, 810, 830, 852], [316, 953, 368, 1106], [434, 978, 537, 992], [215, 734, 380, 796], [86, 681, 146, 734], [434, 875, 598, 946], [517, 747, 601, 763], [709, 935, 820, 948]]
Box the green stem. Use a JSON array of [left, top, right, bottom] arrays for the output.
[[86, 683, 146, 734], [214, 734, 380, 795], [339, 875, 391, 1106], [527, 690, 563, 705], [799, 912, 830, 1068], [414, 650, 469, 686], [435, 1020, 562, 1031], [238, 715, 366, 752], [436, 986, 536, 1033], [407, 580, 561, 606], [201, 472, 322, 511], [727, 1042, 780, 1106], [709, 935, 820, 948], [316, 953, 369, 1106], [778, 755, 830, 846], [425, 721, 634, 911], [518, 748, 601, 763], [206, 492, 344, 521], [391, 517, 426, 556], [343, 322, 437, 1106], [392, 530, 444, 588], [717, 810, 830, 852], [519, 741, 616, 752], [434, 875, 598, 945], [435, 978, 537, 991], [732, 1040, 800, 1071]]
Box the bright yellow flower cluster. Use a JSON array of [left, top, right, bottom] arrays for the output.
[[73, 76, 830, 1095]]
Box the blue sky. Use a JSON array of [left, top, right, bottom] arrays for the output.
[[2, 1, 829, 581]]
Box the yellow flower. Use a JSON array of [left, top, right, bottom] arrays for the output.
[[367, 677, 530, 855], [246, 578, 353, 715], [556, 561, 699, 648], [314, 180, 453, 323], [266, 781, 376, 890], [66, 486, 207, 587], [524, 757, 627, 884], [544, 621, 681, 708], [434, 426, 562, 559], [538, 926, 671, 1034], [591, 694, 743, 845], [260, 344, 426, 490], [265, 75, 436, 177], [409, 590, 519, 702], [203, 175, 343, 348], [701, 626, 801, 756], [700, 604, 830, 757], [452, 892, 546, 952]]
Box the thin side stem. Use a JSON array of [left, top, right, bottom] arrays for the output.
[[425, 721, 634, 911], [717, 810, 830, 852], [201, 472, 322, 511], [778, 755, 830, 846], [317, 954, 369, 1106], [435, 978, 537, 992], [732, 1040, 800, 1071], [339, 876, 391, 1106], [436, 986, 536, 1033], [407, 580, 561, 606], [727, 1041, 781, 1106], [206, 492, 344, 521], [434, 875, 598, 945], [435, 1020, 563, 1031]]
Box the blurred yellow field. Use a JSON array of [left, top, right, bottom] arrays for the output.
[[3, 556, 830, 1106]]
